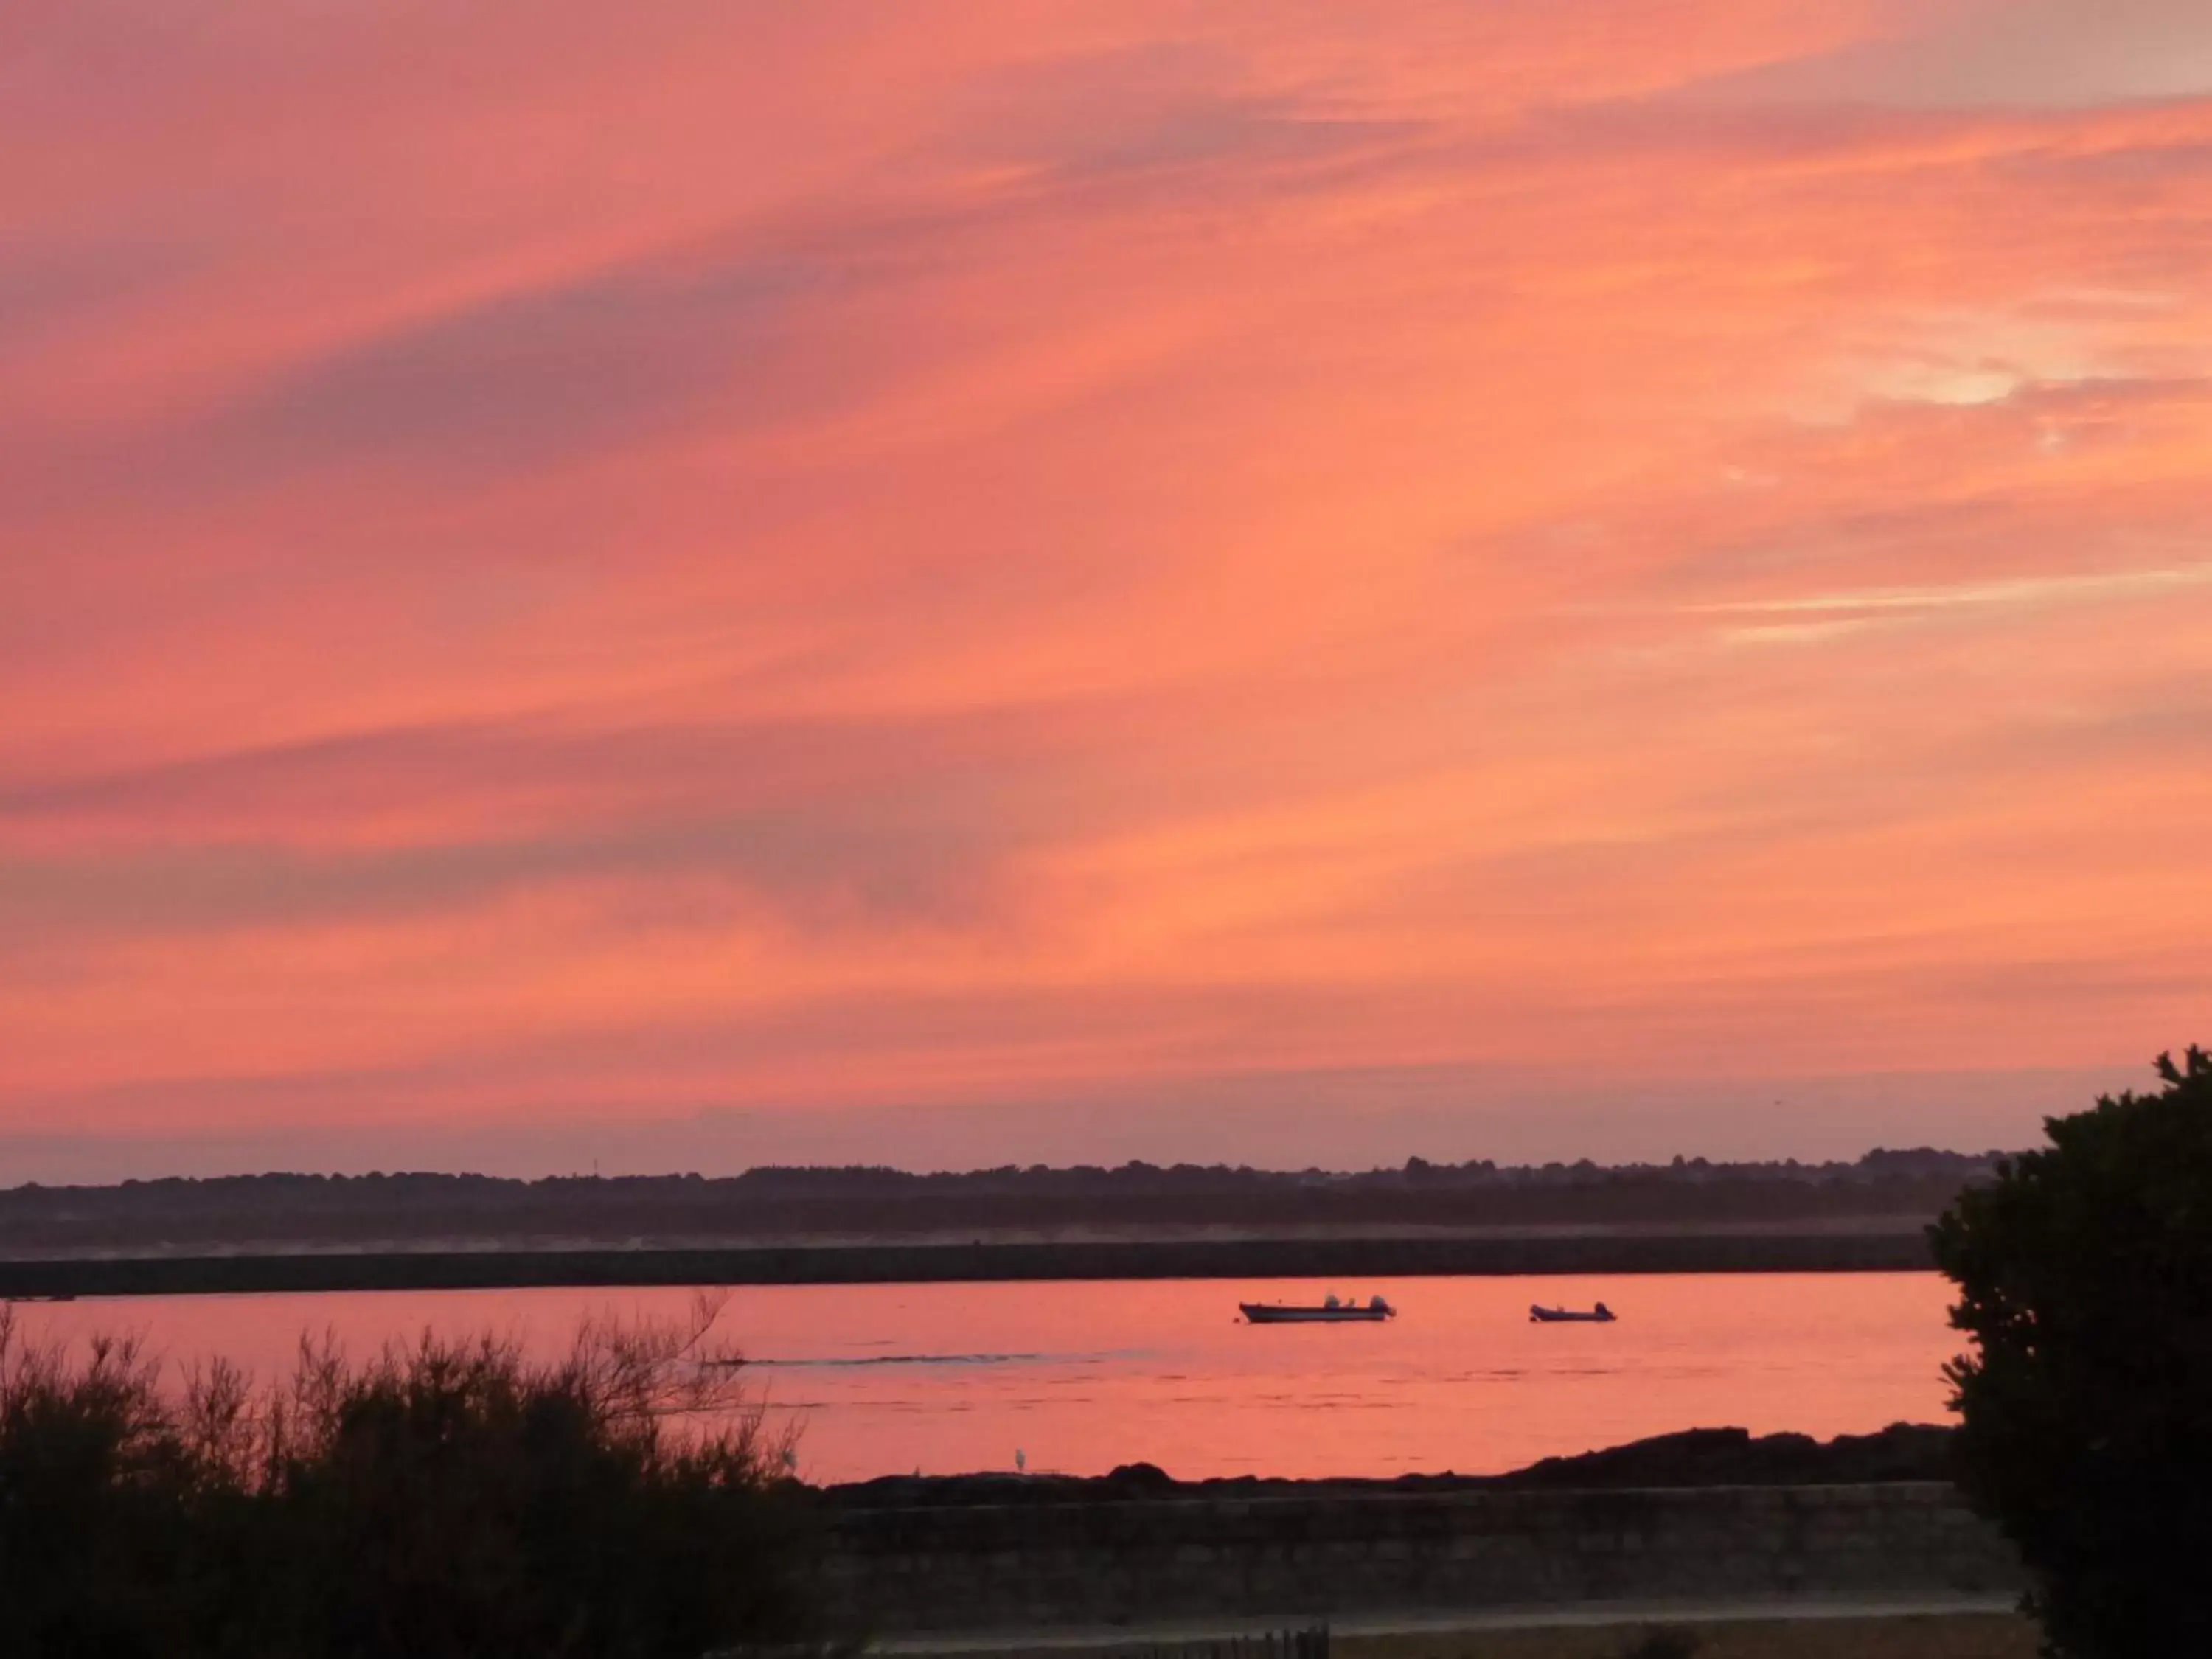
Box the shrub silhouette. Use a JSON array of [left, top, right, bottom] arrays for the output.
[[1930, 1046, 2212, 1658], [0, 1296, 821, 1659], [0, 1328, 203, 1656]]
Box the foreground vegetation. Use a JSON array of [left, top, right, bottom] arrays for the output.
[[0, 1297, 821, 1659], [1934, 1046, 2212, 1659]]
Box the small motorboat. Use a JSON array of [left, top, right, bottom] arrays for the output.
[[1241, 1293, 1396, 1324], [1530, 1301, 1616, 1323]]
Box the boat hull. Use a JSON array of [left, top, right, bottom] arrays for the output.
[[1240, 1303, 1393, 1324], [1529, 1306, 1615, 1323]]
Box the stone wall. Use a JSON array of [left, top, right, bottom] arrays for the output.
[[822, 1484, 2019, 1633]]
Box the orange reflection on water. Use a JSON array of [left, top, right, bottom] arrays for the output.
[[10, 1273, 1961, 1483]]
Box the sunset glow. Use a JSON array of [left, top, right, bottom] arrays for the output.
[[6, 1, 2211, 1178]]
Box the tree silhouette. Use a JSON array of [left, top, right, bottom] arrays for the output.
[[1930, 1046, 2212, 1658]]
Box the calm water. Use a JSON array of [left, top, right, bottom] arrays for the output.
[[8, 1273, 1961, 1483]]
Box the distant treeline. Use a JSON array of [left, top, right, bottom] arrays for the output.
[[0, 1149, 2004, 1253]]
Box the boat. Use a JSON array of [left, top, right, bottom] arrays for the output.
[[1240, 1293, 1396, 1324], [1529, 1301, 1615, 1323]]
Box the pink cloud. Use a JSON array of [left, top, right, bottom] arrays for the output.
[[4, 1, 2211, 1175]]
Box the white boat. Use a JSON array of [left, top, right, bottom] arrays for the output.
[[1240, 1293, 1396, 1324], [1529, 1301, 1615, 1323]]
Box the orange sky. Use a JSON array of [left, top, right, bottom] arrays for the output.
[[5, 1, 2211, 1179]]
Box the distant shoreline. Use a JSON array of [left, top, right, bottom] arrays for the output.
[[0, 1227, 1935, 1298]]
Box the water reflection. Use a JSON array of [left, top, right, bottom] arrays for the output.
[[9, 1272, 1959, 1484]]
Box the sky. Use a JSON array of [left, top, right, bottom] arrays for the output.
[[4, 0, 2211, 1182]]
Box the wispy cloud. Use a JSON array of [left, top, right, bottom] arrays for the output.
[[1693, 561, 2212, 635]]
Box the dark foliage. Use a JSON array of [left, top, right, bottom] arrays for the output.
[[1930, 1046, 2212, 1659], [0, 1150, 2005, 1254], [0, 1298, 821, 1659], [0, 1331, 203, 1657]]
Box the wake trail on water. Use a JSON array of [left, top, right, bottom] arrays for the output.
[[742, 1349, 1147, 1369]]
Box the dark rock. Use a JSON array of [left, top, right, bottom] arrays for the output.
[[818, 1423, 1955, 1509], [1498, 1423, 1952, 1488]]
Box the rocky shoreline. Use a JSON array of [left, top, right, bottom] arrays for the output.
[[821, 1424, 1957, 1508]]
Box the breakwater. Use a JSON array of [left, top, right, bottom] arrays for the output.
[[822, 1483, 2018, 1633], [0, 1229, 1933, 1298]]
